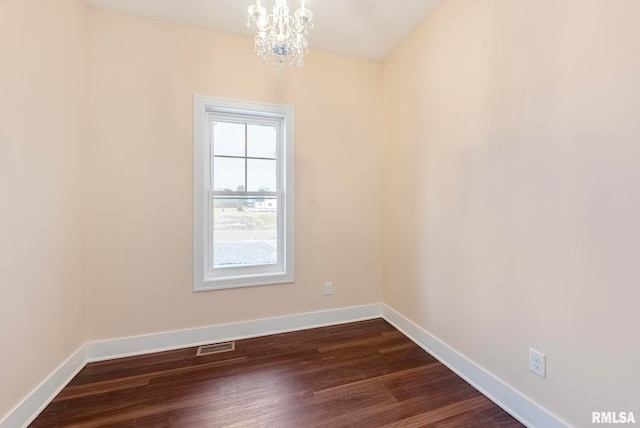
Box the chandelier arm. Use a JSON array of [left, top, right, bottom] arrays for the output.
[[247, 0, 313, 73]]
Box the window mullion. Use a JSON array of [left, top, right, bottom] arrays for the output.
[[213, 190, 278, 197]]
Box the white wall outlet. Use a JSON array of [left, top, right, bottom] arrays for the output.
[[324, 281, 333, 295], [529, 348, 546, 378]]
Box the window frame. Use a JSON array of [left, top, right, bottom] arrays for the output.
[[193, 96, 295, 291]]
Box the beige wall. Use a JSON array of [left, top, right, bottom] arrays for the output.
[[0, 0, 88, 420], [382, 0, 640, 426], [85, 10, 384, 340], [4, 1, 639, 425]]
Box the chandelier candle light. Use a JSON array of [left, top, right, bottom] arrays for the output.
[[247, 0, 314, 72]]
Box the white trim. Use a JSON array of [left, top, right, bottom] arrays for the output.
[[1, 345, 86, 428], [2, 304, 568, 428], [193, 95, 295, 292], [0, 305, 380, 428], [382, 305, 569, 428], [86, 304, 382, 362]]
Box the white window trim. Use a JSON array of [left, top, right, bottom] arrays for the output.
[[193, 96, 295, 291]]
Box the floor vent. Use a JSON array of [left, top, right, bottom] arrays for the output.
[[197, 342, 235, 356]]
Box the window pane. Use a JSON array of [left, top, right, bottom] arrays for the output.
[[247, 124, 277, 159], [213, 157, 245, 191], [213, 197, 278, 267], [213, 121, 245, 157], [247, 159, 276, 192]]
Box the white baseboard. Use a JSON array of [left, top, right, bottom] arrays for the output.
[[1, 345, 86, 428], [2, 303, 566, 428], [382, 305, 568, 428], [1, 304, 381, 428], [86, 304, 383, 362]]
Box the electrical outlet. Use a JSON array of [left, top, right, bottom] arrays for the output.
[[529, 348, 546, 378], [324, 282, 333, 295]]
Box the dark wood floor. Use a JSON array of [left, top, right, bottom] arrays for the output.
[[31, 319, 523, 427]]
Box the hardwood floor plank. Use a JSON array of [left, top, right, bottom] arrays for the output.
[[58, 355, 249, 401], [54, 376, 151, 401], [379, 395, 495, 427], [30, 319, 524, 427], [317, 330, 405, 353], [312, 364, 437, 397]]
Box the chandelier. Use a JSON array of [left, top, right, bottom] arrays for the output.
[[247, 0, 314, 72]]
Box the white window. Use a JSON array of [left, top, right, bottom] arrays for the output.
[[193, 96, 295, 291]]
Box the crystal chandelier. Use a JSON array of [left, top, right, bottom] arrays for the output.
[[247, 0, 314, 72]]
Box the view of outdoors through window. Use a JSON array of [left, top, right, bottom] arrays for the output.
[[212, 120, 279, 268]]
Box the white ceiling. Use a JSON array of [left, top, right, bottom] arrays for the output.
[[83, 0, 445, 61]]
